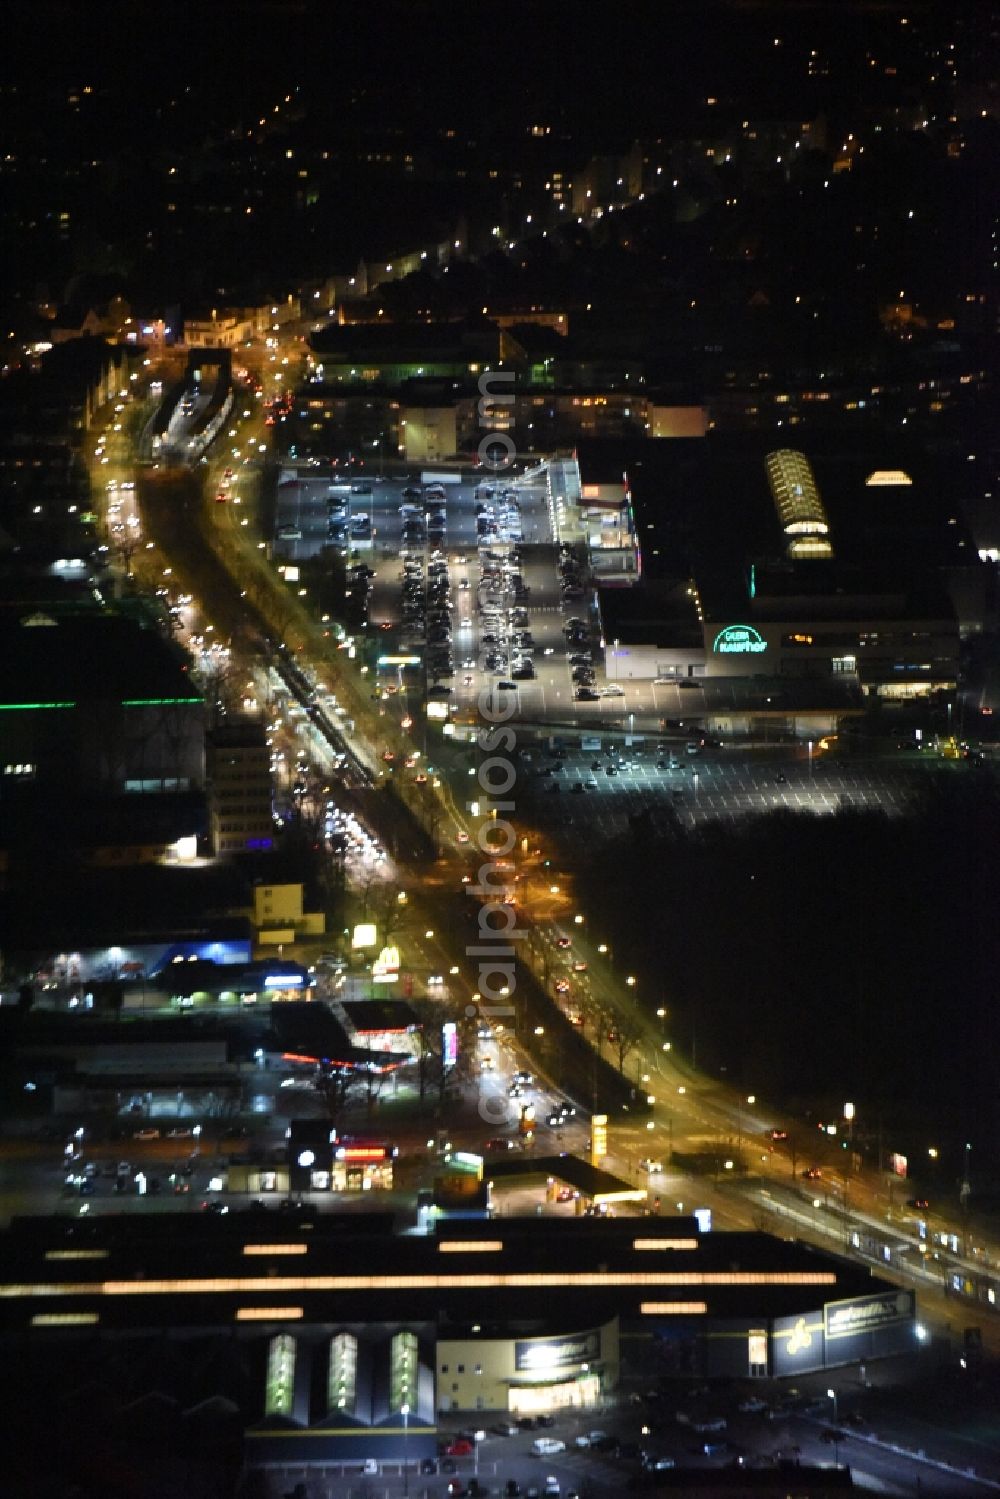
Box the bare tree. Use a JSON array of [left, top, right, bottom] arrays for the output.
[[313, 1067, 363, 1124], [366, 883, 405, 947], [593, 1000, 643, 1074]]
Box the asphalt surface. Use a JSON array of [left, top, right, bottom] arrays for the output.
[[518, 742, 952, 842]]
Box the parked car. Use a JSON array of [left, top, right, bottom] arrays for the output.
[[531, 1438, 566, 1456]]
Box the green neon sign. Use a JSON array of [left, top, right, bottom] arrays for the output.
[[0, 701, 75, 711], [713, 624, 767, 655], [120, 697, 203, 706]]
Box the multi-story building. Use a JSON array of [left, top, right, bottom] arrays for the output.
[[206, 720, 273, 856]]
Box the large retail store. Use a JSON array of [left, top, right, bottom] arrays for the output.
[[3, 1213, 920, 1465]]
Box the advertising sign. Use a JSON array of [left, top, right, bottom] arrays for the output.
[[712, 624, 767, 655], [352, 923, 378, 950], [825, 1290, 913, 1342], [265, 1333, 297, 1419], [372, 945, 400, 981], [591, 1114, 608, 1164], [771, 1310, 824, 1376], [442, 1021, 458, 1069], [515, 1330, 600, 1372], [890, 1152, 908, 1179]]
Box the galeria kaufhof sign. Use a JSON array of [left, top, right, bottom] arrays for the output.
[[712, 624, 768, 655]]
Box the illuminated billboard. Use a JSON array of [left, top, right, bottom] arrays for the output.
[[825, 1290, 914, 1342], [442, 1021, 458, 1069], [515, 1330, 600, 1371], [264, 1333, 297, 1419], [591, 1114, 608, 1164]]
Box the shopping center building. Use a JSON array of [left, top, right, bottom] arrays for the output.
[[571, 435, 980, 716], [1, 1212, 918, 1466]]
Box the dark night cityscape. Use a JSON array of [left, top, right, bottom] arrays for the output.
[[1, 2, 999, 1494]]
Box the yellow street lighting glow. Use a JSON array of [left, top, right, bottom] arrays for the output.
[[31, 1312, 100, 1326], [0, 1271, 837, 1299], [242, 1244, 310, 1256], [641, 1302, 707, 1315], [438, 1241, 504, 1254], [632, 1239, 699, 1252], [235, 1307, 304, 1321]]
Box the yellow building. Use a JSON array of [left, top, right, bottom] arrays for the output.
[[436, 1320, 618, 1414]]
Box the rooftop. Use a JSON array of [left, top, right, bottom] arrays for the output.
[[341, 1000, 420, 1034], [0, 1213, 895, 1335], [583, 433, 977, 619], [0, 611, 201, 709]]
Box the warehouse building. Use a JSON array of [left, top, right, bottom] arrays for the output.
[[0, 1212, 918, 1466]]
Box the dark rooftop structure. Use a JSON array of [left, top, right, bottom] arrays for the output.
[[579, 434, 980, 637], [340, 999, 420, 1034], [0, 609, 199, 711], [309, 319, 500, 363], [0, 1212, 900, 1334], [599, 580, 705, 649]]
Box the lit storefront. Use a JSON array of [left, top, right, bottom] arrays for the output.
[[437, 1321, 618, 1414], [290, 1138, 396, 1194], [227, 1139, 396, 1196]]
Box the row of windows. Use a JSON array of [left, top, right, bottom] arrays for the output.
[[781, 631, 941, 650]]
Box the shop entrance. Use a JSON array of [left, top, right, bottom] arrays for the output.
[[508, 1374, 600, 1414]]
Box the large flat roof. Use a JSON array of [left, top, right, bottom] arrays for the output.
[[0, 611, 201, 708], [593, 433, 977, 617], [0, 1212, 893, 1335]]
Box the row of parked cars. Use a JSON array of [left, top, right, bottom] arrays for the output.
[[476, 486, 522, 544], [478, 546, 534, 682], [557, 543, 587, 601], [400, 551, 456, 680]]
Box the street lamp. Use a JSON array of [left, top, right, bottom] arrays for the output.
[[402, 1402, 410, 1498], [827, 1386, 838, 1421]]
